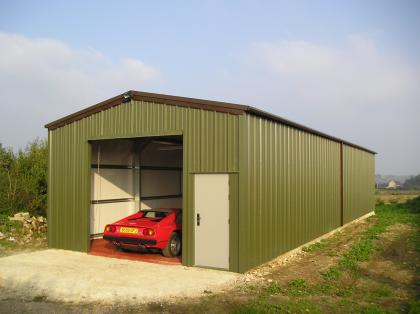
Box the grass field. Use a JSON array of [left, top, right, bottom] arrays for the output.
[[375, 189, 420, 205], [163, 196, 420, 314]]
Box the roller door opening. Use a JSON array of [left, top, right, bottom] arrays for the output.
[[89, 135, 183, 265]]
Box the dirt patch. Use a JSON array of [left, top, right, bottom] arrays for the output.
[[250, 217, 376, 285], [153, 216, 382, 313], [360, 224, 418, 288], [380, 224, 418, 274], [165, 216, 419, 314]]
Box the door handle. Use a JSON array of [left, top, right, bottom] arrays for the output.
[[197, 213, 201, 226]]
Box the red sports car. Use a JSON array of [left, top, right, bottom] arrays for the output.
[[103, 208, 182, 257]]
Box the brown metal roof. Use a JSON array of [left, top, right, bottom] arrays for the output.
[[45, 90, 376, 154]]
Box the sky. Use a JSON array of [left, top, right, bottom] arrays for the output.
[[0, 0, 419, 175]]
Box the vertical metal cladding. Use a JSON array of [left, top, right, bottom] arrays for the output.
[[238, 114, 342, 272], [48, 100, 239, 267], [342, 145, 375, 224], [48, 123, 91, 252], [48, 96, 375, 273]]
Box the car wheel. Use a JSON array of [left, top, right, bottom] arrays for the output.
[[162, 232, 181, 257]]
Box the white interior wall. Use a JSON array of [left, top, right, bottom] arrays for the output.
[[140, 142, 182, 209], [90, 202, 136, 236], [90, 140, 138, 236], [141, 170, 181, 196], [91, 169, 134, 200]]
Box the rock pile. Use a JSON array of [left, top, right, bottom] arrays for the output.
[[8, 212, 47, 243]]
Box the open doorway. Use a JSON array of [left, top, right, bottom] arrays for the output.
[[89, 135, 183, 264]]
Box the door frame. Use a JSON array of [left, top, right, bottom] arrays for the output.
[[87, 132, 186, 259]]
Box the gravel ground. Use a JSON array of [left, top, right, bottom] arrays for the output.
[[0, 249, 239, 305]]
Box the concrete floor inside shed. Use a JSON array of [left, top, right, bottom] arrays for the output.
[[89, 238, 181, 265]]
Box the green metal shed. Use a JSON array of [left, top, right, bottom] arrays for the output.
[[45, 90, 375, 273]]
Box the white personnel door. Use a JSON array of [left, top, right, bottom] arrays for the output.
[[194, 174, 229, 269]]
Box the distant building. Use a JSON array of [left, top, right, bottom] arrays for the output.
[[386, 180, 400, 189]]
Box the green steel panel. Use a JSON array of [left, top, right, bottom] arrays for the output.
[[343, 145, 375, 223], [48, 97, 374, 273], [238, 114, 342, 272], [48, 100, 239, 269]]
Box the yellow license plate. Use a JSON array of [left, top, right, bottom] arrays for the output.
[[119, 227, 138, 234]]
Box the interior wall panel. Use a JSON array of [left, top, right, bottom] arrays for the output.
[[90, 202, 136, 236], [140, 170, 181, 197], [91, 169, 134, 201], [141, 198, 182, 209]]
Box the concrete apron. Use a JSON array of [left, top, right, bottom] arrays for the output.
[[0, 249, 239, 304]]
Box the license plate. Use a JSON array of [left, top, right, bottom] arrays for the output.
[[119, 227, 138, 234]]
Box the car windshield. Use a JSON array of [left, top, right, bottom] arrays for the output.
[[140, 210, 171, 219]]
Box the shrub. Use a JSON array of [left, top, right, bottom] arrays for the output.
[[0, 139, 47, 217]]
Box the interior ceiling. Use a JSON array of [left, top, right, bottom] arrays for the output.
[[150, 135, 183, 145], [91, 135, 183, 146]]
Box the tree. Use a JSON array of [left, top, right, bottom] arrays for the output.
[[0, 139, 48, 216], [0, 143, 17, 214], [403, 175, 420, 191]]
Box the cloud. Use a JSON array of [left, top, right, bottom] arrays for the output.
[[0, 31, 418, 174], [230, 36, 420, 174], [0, 32, 159, 149], [249, 36, 418, 107]]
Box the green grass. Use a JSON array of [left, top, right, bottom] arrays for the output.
[[284, 279, 311, 297], [230, 197, 420, 314], [0, 214, 21, 251], [0, 214, 20, 233], [321, 266, 342, 280], [232, 299, 322, 314], [375, 190, 420, 195], [0, 238, 18, 249], [260, 281, 282, 297], [321, 197, 420, 280], [302, 239, 329, 252], [360, 304, 389, 314], [407, 299, 420, 314], [368, 286, 392, 301]]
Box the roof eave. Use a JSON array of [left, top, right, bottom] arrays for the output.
[[44, 90, 247, 130], [44, 90, 376, 155], [245, 107, 377, 154]]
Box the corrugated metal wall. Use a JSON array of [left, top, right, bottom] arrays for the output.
[[342, 145, 375, 223], [48, 100, 239, 267], [48, 98, 374, 273], [238, 114, 342, 272]]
